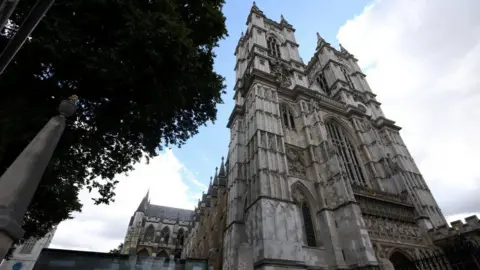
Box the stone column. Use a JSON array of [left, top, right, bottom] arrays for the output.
[[0, 96, 78, 260]]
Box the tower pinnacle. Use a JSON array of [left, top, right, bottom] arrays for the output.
[[136, 189, 150, 213]]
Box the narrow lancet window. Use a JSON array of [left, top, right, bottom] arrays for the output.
[[341, 67, 354, 89], [316, 73, 330, 95], [267, 36, 281, 58], [280, 104, 295, 129], [302, 202, 316, 247]]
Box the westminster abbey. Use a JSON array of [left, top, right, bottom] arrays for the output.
[[121, 2, 480, 270]]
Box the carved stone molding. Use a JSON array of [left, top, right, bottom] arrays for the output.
[[324, 178, 347, 208], [269, 59, 292, 88], [359, 118, 373, 133], [380, 153, 401, 177], [256, 84, 277, 103], [353, 185, 411, 206], [364, 215, 423, 245], [259, 131, 280, 153], [352, 90, 368, 104], [285, 146, 306, 179]]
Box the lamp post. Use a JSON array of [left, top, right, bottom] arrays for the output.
[[0, 96, 77, 260]]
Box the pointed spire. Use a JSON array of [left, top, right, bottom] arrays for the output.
[[250, 0, 264, 16], [136, 189, 150, 213], [280, 14, 287, 24], [218, 156, 226, 176], [213, 168, 219, 186], [238, 31, 245, 44], [339, 43, 353, 57], [208, 176, 213, 195], [316, 32, 329, 51]]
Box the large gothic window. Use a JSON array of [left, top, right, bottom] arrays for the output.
[[280, 104, 295, 129], [161, 227, 170, 245], [267, 36, 281, 58], [177, 228, 185, 246], [144, 225, 155, 242], [20, 238, 37, 254], [325, 121, 366, 186], [316, 73, 330, 95]]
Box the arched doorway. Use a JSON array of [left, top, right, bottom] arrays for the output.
[[389, 251, 416, 270], [157, 250, 169, 258]]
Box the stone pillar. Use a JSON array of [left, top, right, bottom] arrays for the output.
[[0, 96, 77, 260]]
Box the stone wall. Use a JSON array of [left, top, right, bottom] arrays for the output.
[[429, 215, 480, 243], [182, 159, 228, 270]]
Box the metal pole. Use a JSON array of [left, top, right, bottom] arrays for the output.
[[0, 0, 55, 75], [0, 96, 77, 261]]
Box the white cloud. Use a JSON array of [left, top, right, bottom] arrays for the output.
[[49, 150, 200, 252], [337, 0, 480, 220]]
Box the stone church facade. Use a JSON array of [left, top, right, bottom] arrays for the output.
[[121, 3, 479, 269], [121, 191, 193, 259], [183, 2, 462, 270]]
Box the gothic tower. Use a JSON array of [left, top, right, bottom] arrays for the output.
[[223, 2, 448, 269]]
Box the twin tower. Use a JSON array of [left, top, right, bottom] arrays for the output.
[[183, 2, 450, 270]]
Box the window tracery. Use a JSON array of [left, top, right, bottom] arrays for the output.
[[280, 104, 295, 129], [177, 228, 185, 246], [267, 36, 281, 58], [316, 72, 330, 95], [161, 226, 170, 245], [20, 238, 37, 254], [144, 224, 155, 242], [325, 121, 366, 186]]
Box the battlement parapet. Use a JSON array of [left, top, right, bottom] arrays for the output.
[[428, 215, 480, 241]]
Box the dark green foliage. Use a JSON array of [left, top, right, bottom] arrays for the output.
[[109, 243, 123, 254], [0, 0, 227, 244]]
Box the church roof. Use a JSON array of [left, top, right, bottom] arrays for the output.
[[146, 205, 193, 222]]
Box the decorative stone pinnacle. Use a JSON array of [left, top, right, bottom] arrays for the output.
[[215, 167, 218, 175], [253, 1, 256, 7]]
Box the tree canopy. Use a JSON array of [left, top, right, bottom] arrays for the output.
[[109, 243, 123, 254], [0, 0, 227, 243]]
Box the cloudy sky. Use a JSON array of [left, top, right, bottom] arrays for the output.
[[50, 0, 480, 251]]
